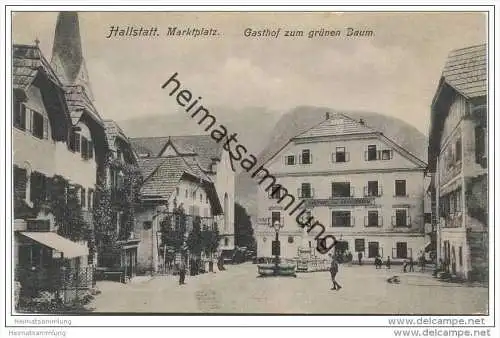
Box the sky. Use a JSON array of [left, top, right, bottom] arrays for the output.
[[12, 11, 487, 135]]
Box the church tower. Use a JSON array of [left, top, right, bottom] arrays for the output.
[[50, 11, 94, 101]]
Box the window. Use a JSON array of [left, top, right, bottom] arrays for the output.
[[69, 131, 81, 153], [13, 102, 26, 130], [285, 155, 296, 165], [31, 110, 44, 139], [270, 185, 283, 199], [143, 221, 152, 230], [13, 166, 27, 200], [393, 209, 409, 227], [88, 141, 93, 159], [185, 189, 188, 198], [288, 236, 294, 244], [455, 138, 462, 162], [30, 171, 48, 202], [224, 238, 229, 246], [192, 191, 196, 200], [200, 193, 203, 202], [424, 213, 432, 224], [395, 180, 406, 197], [459, 246, 463, 266], [475, 126, 486, 164], [367, 145, 377, 161], [300, 183, 312, 198], [365, 180, 380, 197], [87, 189, 94, 210], [332, 211, 352, 227], [300, 149, 312, 164], [333, 147, 349, 163], [368, 242, 380, 258], [206, 195, 209, 204], [80, 188, 86, 208], [355, 239, 365, 253], [381, 149, 392, 160], [395, 242, 408, 259], [176, 187, 180, 196], [366, 210, 380, 227], [332, 182, 352, 197], [271, 211, 281, 226], [81, 137, 89, 159]]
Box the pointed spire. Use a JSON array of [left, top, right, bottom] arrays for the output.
[[51, 11, 84, 84]]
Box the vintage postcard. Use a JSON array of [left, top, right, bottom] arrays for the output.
[[2, 6, 496, 334]]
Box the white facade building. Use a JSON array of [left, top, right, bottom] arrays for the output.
[[256, 113, 428, 262]]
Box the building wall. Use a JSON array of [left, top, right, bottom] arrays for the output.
[[135, 178, 215, 274], [214, 150, 235, 249], [256, 134, 427, 259], [435, 95, 488, 280]]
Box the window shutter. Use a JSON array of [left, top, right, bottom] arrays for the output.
[[364, 151, 368, 161], [298, 154, 302, 164], [350, 187, 355, 197], [283, 156, 287, 165], [88, 141, 94, 159], [75, 133, 81, 152], [297, 188, 301, 197], [390, 150, 394, 159], [346, 152, 350, 162], [331, 153, 336, 163], [27, 109, 33, 133], [311, 188, 315, 198], [310, 153, 313, 164], [43, 117, 49, 139], [351, 216, 355, 226]]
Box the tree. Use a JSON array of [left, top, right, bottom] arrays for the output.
[[93, 187, 120, 267], [234, 203, 256, 251]]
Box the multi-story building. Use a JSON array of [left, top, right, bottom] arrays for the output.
[[131, 135, 235, 251], [102, 120, 140, 280], [132, 137, 224, 273], [256, 112, 428, 262], [428, 44, 488, 281], [12, 12, 108, 304]]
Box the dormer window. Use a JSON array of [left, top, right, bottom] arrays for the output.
[[300, 149, 312, 164], [69, 123, 93, 160], [69, 131, 81, 152]]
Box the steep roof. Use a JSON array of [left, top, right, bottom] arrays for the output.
[[294, 112, 377, 139], [138, 155, 222, 214], [440, 44, 487, 99], [13, 44, 63, 90], [130, 135, 224, 170], [103, 120, 131, 151]]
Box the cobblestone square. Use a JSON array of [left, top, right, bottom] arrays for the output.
[[90, 263, 488, 314]]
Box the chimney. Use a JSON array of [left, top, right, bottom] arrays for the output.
[[359, 118, 365, 125], [325, 112, 330, 120]]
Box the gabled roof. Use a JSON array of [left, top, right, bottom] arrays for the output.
[[440, 44, 487, 99], [64, 84, 103, 125], [263, 111, 426, 168], [138, 155, 222, 214], [130, 135, 224, 171], [294, 112, 377, 139], [13, 44, 63, 90], [103, 120, 132, 151]]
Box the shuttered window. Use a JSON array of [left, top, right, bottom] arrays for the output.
[[13, 166, 27, 200]]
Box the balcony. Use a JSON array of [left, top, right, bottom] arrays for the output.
[[332, 216, 355, 228], [304, 196, 375, 208]]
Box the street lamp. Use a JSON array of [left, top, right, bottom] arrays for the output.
[[271, 220, 284, 275]]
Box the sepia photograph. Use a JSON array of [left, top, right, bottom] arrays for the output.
[[2, 5, 496, 333]]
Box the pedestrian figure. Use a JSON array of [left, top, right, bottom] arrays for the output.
[[386, 256, 391, 269], [409, 256, 415, 272], [178, 258, 186, 285], [419, 254, 426, 272], [346, 251, 353, 267], [329, 255, 342, 290], [402, 259, 408, 273], [358, 252, 363, 266], [374, 255, 382, 269]]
